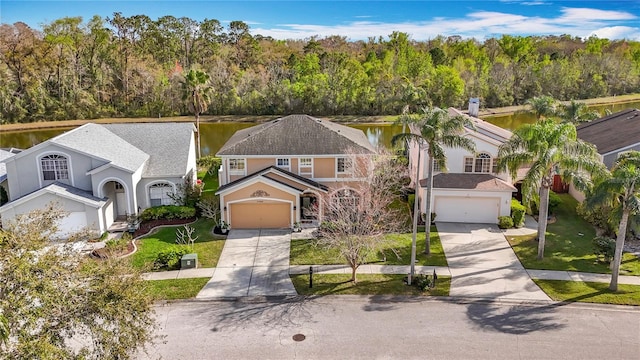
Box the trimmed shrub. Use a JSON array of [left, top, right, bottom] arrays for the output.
[[139, 206, 196, 222], [498, 216, 514, 229], [592, 236, 616, 263], [548, 191, 562, 214], [510, 199, 526, 228], [154, 246, 189, 270]]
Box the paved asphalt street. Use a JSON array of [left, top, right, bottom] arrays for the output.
[[143, 296, 640, 360]]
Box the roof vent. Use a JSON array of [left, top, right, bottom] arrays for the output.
[[468, 98, 480, 117], [273, 120, 279, 123]]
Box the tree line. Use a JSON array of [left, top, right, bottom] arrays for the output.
[[2, 14, 640, 123]]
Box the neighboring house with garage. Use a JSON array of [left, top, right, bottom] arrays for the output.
[[215, 114, 376, 229], [0, 123, 196, 237], [569, 108, 640, 201], [409, 108, 516, 224]]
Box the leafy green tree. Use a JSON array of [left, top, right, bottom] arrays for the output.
[[181, 68, 213, 158], [557, 100, 600, 124], [586, 151, 640, 291], [0, 203, 156, 358], [498, 120, 605, 259], [393, 107, 476, 257], [522, 95, 558, 120]]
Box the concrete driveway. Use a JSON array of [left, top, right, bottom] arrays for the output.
[[436, 222, 550, 301], [196, 229, 297, 298]]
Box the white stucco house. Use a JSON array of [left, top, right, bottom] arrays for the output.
[[0, 123, 197, 237], [409, 108, 517, 224]]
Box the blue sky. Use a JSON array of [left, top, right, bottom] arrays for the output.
[[2, 1, 639, 40]]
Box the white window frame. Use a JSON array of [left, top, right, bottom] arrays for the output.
[[337, 157, 353, 175], [464, 153, 493, 174], [149, 182, 174, 207], [276, 158, 290, 172], [41, 154, 69, 181], [299, 157, 313, 177], [228, 158, 246, 175]]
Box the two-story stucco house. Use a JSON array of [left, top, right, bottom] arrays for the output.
[[409, 108, 516, 224], [0, 123, 197, 236], [215, 114, 376, 229]]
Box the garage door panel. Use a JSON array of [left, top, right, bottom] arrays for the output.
[[230, 202, 291, 229], [434, 196, 499, 224]]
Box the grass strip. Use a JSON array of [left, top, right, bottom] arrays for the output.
[[146, 277, 210, 300], [291, 273, 450, 296], [534, 279, 640, 306]]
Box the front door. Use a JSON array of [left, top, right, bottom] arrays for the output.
[[115, 183, 127, 216]]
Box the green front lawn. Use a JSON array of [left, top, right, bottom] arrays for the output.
[[507, 194, 640, 275], [534, 280, 640, 306], [291, 274, 450, 296], [290, 227, 447, 267], [146, 277, 210, 300], [199, 169, 218, 198], [131, 218, 225, 270]]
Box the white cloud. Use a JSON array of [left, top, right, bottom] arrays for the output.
[[251, 7, 639, 41], [589, 26, 640, 41]]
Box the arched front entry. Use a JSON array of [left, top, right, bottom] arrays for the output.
[[101, 180, 128, 219]]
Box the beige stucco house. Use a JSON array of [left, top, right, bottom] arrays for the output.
[[0, 123, 197, 237], [215, 114, 376, 229], [409, 108, 516, 224]]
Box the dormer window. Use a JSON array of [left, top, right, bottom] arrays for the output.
[[41, 154, 69, 181]]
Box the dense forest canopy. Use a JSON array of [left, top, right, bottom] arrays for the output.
[[1, 14, 640, 123]]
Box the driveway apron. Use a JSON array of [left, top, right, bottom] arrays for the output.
[[436, 222, 550, 301], [196, 229, 297, 298]]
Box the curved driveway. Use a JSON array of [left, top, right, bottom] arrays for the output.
[[436, 222, 551, 301]]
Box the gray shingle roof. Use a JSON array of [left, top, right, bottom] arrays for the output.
[[0, 182, 106, 211], [104, 123, 195, 177], [0, 149, 16, 183], [424, 173, 516, 191], [576, 108, 640, 154], [216, 165, 328, 194], [52, 123, 149, 173], [449, 108, 512, 143], [216, 115, 376, 156]]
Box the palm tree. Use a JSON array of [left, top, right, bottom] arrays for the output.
[[586, 151, 640, 291], [557, 100, 600, 124], [521, 95, 558, 120], [393, 107, 476, 258], [181, 69, 212, 158], [498, 119, 605, 260]]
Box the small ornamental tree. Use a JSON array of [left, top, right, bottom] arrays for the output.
[[0, 203, 156, 358], [315, 150, 408, 283]]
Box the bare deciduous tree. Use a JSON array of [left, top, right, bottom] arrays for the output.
[[315, 150, 409, 283]]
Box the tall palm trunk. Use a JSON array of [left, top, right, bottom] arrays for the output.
[[423, 153, 433, 255], [610, 209, 630, 291], [537, 184, 550, 260]]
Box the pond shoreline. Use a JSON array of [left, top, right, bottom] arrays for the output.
[[2, 94, 639, 133]]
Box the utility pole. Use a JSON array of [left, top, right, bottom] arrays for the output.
[[408, 141, 421, 285]]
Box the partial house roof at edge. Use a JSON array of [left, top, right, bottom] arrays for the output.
[[576, 108, 640, 154], [216, 114, 377, 156], [423, 173, 516, 191], [448, 108, 513, 143]]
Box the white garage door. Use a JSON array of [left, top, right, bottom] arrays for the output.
[[55, 211, 88, 238], [434, 196, 500, 224]]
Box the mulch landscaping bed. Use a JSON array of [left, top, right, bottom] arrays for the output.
[[132, 218, 196, 238]]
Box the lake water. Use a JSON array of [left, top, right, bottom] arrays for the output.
[[2, 100, 638, 154]]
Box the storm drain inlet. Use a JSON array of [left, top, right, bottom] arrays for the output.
[[292, 333, 306, 342]]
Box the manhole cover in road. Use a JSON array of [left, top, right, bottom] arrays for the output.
[[292, 333, 306, 342]]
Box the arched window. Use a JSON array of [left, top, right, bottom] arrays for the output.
[[149, 183, 173, 206], [331, 188, 360, 208], [41, 154, 69, 181], [464, 153, 493, 173]]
